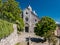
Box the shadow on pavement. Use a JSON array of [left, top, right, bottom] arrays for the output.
[[26, 37, 46, 43]]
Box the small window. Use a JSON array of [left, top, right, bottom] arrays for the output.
[[25, 17, 28, 21], [35, 19, 37, 22], [26, 12, 28, 14]]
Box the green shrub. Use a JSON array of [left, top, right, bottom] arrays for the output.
[[0, 19, 13, 39]]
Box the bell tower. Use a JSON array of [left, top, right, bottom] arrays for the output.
[[27, 5, 32, 11]]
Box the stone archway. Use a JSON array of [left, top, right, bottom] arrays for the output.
[[25, 27, 29, 32], [25, 23, 29, 32]]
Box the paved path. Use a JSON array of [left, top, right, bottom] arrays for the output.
[[18, 32, 48, 45]]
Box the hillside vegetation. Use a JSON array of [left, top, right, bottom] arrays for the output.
[[0, 19, 13, 39], [0, 0, 24, 31], [0, 0, 24, 39]]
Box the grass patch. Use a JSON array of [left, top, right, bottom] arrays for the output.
[[0, 19, 13, 39]]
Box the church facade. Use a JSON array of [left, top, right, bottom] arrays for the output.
[[22, 5, 40, 33]]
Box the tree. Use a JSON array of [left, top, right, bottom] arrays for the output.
[[34, 16, 57, 45], [0, 0, 24, 31], [0, 0, 2, 16]]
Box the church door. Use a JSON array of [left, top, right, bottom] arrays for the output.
[[25, 27, 29, 32]]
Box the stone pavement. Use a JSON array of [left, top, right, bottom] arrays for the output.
[[18, 32, 49, 45]]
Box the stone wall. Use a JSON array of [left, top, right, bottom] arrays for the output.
[[0, 24, 18, 45]]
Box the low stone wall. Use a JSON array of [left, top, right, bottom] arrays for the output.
[[0, 24, 18, 45]]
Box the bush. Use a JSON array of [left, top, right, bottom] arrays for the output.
[[0, 19, 13, 39]]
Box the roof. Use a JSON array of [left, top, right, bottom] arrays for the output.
[[23, 5, 40, 20], [31, 11, 40, 19], [26, 5, 40, 19]]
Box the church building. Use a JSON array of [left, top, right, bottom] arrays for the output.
[[22, 5, 40, 33]]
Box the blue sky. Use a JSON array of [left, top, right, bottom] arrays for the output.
[[16, 0, 60, 23]]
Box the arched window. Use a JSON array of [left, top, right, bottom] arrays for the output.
[[26, 12, 28, 14], [25, 17, 28, 21], [35, 19, 37, 22]]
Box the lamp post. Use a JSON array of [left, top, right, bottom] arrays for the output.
[[28, 25, 31, 45]]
